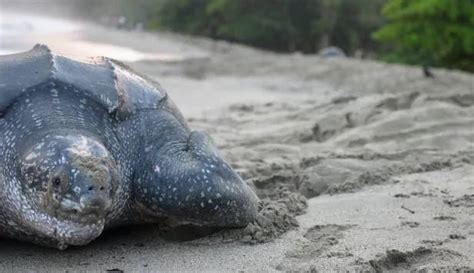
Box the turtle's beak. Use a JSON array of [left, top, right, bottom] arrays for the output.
[[64, 173, 113, 220], [79, 192, 111, 217]]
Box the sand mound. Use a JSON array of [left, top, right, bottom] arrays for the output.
[[240, 190, 307, 244], [368, 247, 470, 272]]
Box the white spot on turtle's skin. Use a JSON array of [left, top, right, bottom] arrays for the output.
[[74, 186, 81, 194], [25, 152, 39, 161], [50, 89, 59, 97], [154, 165, 160, 173], [66, 136, 95, 157]]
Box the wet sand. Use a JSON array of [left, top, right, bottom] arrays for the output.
[[0, 11, 473, 272]]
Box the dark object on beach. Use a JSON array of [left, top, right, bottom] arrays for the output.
[[423, 65, 435, 78], [318, 47, 346, 59], [0, 45, 258, 249]]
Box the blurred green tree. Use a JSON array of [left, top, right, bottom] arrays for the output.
[[373, 0, 474, 72], [152, 0, 386, 55]]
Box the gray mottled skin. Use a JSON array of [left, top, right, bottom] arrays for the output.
[[0, 45, 259, 249]]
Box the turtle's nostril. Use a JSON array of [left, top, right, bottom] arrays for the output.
[[88, 186, 94, 191]]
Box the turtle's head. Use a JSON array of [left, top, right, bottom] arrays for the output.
[[18, 135, 118, 229]]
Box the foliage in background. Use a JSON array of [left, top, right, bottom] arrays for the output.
[[151, 0, 386, 55], [70, 0, 474, 72], [71, 0, 158, 27], [373, 0, 474, 72]]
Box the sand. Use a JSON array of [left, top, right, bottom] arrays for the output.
[[0, 10, 473, 272]]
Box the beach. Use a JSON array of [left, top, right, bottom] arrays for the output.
[[0, 10, 473, 272]]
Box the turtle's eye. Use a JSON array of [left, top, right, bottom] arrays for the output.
[[50, 171, 68, 191], [53, 177, 61, 188], [48, 172, 69, 204]]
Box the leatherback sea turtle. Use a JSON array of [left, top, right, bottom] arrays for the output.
[[0, 45, 258, 249]]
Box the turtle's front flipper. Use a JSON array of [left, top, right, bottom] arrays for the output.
[[127, 110, 259, 227]]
